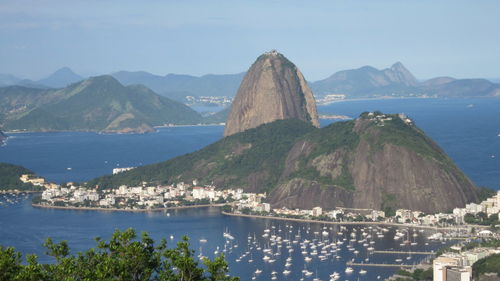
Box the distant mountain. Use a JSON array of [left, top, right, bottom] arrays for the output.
[[203, 107, 230, 124], [310, 63, 500, 98], [0, 68, 83, 89], [225, 50, 319, 136], [0, 74, 21, 87], [3, 63, 500, 100], [422, 78, 500, 97], [112, 71, 245, 101], [311, 62, 419, 98], [90, 114, 479, 213], [1, 76, 203, 133], [37, 67, 83, 88], [419, 76, 456, 87], [16, 79, 50, 89]]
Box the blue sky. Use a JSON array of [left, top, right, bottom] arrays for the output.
[[0, 0, 499, 81]]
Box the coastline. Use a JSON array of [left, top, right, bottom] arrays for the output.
[[316, 96, 436, 107], [154, 123, 224, 129], [221, 211, 488, 230], [32, 203, 225, 212], [1, 190, 41, 195], [29, 204, 489, 230], [3, 123, 225, 135]]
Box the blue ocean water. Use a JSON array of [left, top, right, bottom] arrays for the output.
[[0, 125, 224, 184], [0, 195, 451, 281]]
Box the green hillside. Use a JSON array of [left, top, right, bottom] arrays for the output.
[[2, 76, 203, 133], [87, 119, 315, 190], [0, 163, 39, 191]]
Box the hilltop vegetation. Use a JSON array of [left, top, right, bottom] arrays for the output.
[[0, 163, 39, 191], [87, 119, 316, 191]]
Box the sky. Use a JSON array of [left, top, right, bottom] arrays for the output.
[[0, 0, 499, 81]]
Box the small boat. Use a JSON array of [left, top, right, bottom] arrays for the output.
[[345, 267, 354, 273], [359, 269, 367, 274]]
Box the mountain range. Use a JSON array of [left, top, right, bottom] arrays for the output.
[[0, 67, 83, 89], [310, 63, 500, 98], [0, 76, 203, 133], [110, 64, 500, 99], [2, 63, 499, 101], [111, 71, 245, 102]]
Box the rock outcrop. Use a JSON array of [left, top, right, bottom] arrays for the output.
[[224, 50, 319, 136]]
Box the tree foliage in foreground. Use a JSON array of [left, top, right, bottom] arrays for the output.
[[0, 228, 239, 281]]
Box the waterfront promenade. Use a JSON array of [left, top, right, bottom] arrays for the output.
[[32, 203, 225, 212], [221, 211, 488, 230], [347, 261, 415, 268]]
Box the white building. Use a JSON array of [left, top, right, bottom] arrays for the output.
[[262, 203, 271, 213], [445, 266, 472, 281], [433, 255, 463, 281], [112, 167, 135, 174], [312, 207, 323, 217], [192, 187, 206, 200]]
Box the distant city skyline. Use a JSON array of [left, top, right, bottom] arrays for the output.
[[0, 0, 499, 81]]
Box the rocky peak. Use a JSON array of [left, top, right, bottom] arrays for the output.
[[224, 51, 319, 136], [383, 62, 418, 86]]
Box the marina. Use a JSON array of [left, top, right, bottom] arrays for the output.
[[0, 195, 456, 281]]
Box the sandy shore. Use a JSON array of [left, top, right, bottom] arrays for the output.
[[221, 211, 487, 230], [32, 203, 225, 212]]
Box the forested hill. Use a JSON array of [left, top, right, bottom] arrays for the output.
[[0, 163, 39, 191], [0, 76, 204, 133]]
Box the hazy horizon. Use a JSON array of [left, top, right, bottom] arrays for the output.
[[1, 0, 499, 81]]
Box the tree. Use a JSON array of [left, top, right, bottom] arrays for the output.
[[477, 212, 488, 221], [0, 229, 239, 281]]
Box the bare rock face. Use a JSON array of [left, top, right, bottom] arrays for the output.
[[224, 50, 319, 136], [268, 116, 479, 213]]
